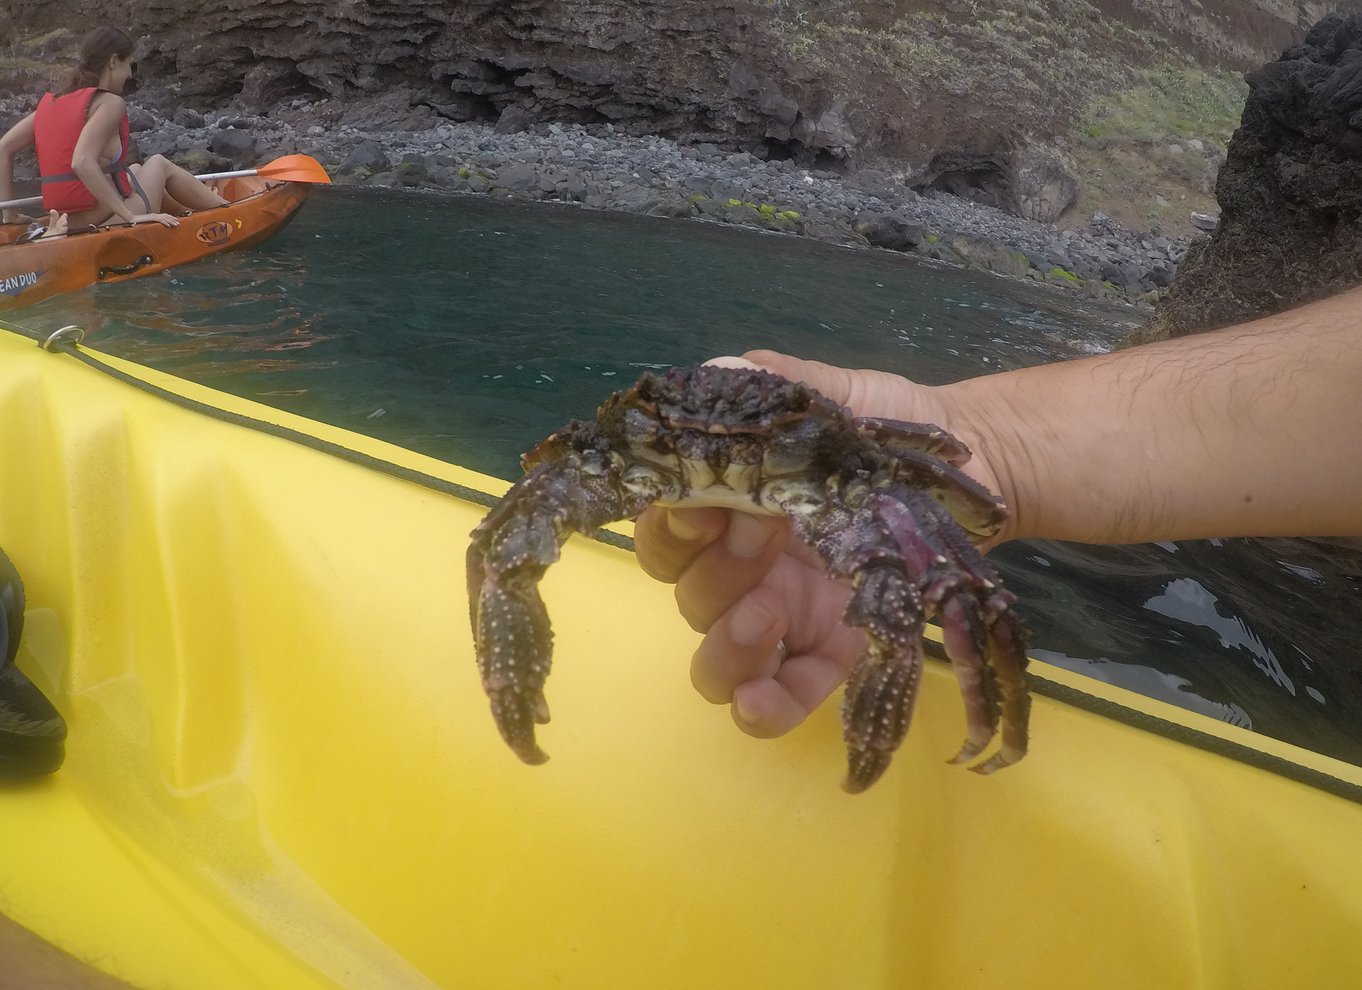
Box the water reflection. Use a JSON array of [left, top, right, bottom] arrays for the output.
[[1144, 577, 1294, 694], [993, 536, 1362, 764]]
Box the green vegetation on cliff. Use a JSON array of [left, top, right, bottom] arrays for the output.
[[1074, 64, 1248, 231], [765, 0, 1254, 232]]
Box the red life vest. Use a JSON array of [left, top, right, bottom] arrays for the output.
[[33, 87, 132, 212]]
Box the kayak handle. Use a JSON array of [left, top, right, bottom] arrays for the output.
[[98, 254, 154, 279], [39, 325, 86, 351]]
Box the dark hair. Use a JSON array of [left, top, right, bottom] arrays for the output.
[[63, 26, 135, 94]]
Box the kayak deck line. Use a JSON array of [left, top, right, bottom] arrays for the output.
[[5, 316, 1359, 806]]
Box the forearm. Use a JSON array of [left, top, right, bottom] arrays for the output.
[[949, 286, 1362, 544], [0, 155, 16, 222], [72, 157, 134, 223]]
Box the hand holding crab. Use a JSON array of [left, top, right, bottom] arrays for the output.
[[636, 351, 1018, 756], [474, 286, 1362, 791], [468, 354, 1030, 792]]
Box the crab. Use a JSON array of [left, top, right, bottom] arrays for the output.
[[467, 364, 1029, 792]]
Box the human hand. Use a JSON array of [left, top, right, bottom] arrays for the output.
[[633, 350, 1008, 742], [115, 213, 181, 227]]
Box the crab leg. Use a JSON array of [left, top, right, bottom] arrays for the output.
[[854, 417, 975, 467], [938, 593, 1000, 765], [914, 491, 1031, 773], [922, 494, 1032, 772], [970, 606, 1030, 774], [468, 442, 654, 765], [838, 564, 927, 793], [796, 495, 932, 793]]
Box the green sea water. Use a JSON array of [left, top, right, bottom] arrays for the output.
[[14, 187, 1362, 766]]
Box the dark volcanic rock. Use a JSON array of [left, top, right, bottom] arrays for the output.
[[1140, 12, 1362, 341], [854, 213, 923, 252], [208, 125, 257, 162], [914, 146, 1080, 224], [0, 0, 1330, 192]]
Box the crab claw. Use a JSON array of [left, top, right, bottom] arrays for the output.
[[839, 563, 927, 793], [840, 643, 925, 794], [469, 546, 555, 765], [467, 490, 565, 766], [467, 435, 651, 768]]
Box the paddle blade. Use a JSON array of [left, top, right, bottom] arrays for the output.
[[254, 154, 332, 184]]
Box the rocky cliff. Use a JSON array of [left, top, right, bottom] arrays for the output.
[[1139, 10, 1362, 340], [1, 1, 1352, 230]]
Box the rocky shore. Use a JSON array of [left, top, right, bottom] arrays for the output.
[[1, 88, 1195, 307]]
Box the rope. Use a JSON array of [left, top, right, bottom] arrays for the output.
[[6, 320, 1360, 803]]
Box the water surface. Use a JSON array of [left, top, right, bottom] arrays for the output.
[[15, 187, 1362, 766]]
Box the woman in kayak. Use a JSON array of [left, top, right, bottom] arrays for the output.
[[0, 25, 227, 229]]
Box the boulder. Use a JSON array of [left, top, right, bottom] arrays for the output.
[[915, 146, 1078, 222], [1189, 211, 1220, 232], [1140, 13, 1362, 342], [492, 162, 539, 192], [207, 126, 256, 161], [1010, 148, 1080, 223], [340, 139, 390, 173], [495, 106, 535, 134], [853, 213, 923, 252]]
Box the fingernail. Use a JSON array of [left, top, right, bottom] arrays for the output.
[[729, 597, 776, 646], [725, 513, 774, 558], [734, 697, 761, 731], [665, 510, 705, 543]]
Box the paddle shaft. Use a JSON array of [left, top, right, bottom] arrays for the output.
[[1, 155, 329, 213], [0, 169, 261, 212], [195, 167, 270, 182]]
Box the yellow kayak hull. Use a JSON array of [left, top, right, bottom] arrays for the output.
[[0, 324, 1359, 988]]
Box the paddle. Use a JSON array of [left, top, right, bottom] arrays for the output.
[[196, 154, 332, 184], [0, 153, 332, 212]]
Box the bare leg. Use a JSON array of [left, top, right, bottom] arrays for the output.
[[128, 156, 228, 213]]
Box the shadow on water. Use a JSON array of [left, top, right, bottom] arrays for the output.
[[13, 186, 1362, 767]]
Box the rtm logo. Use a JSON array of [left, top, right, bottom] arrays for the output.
[[195, 221, 234, 246]]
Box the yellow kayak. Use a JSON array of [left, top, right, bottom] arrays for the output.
[[0, 321, 1359, 988]]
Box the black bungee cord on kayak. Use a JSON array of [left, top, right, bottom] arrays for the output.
[[4, 317, 1362, 806]]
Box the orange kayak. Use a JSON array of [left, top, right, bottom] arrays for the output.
[[0, 176, 310, 310]]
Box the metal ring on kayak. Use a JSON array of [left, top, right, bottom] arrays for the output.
[[39, 325, 86, 351]]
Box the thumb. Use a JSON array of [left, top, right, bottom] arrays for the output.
[[740, 350, 856, 402]]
